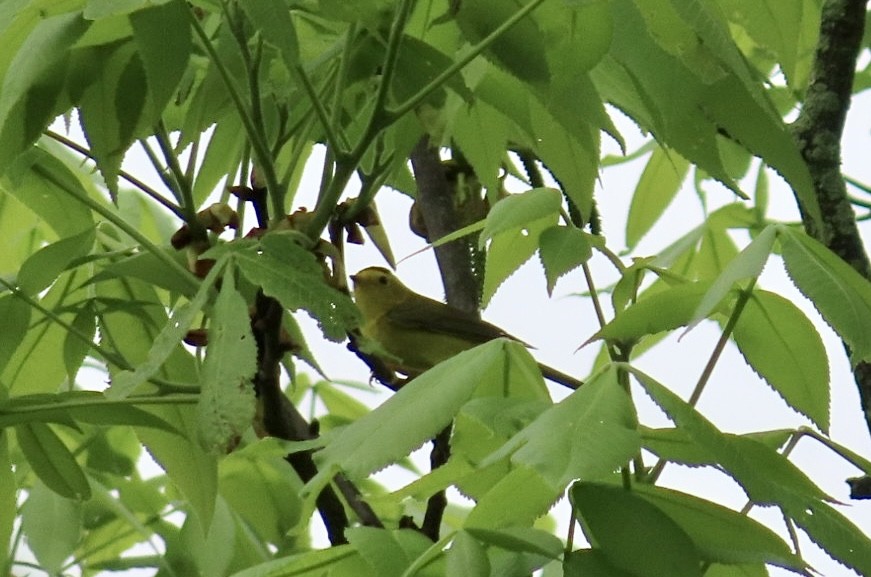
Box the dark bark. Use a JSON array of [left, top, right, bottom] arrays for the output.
[[791, 0, 871, 437], [408, 135, 483, 540], [409, 136, 480, 314], [251, 293, 351, 545]]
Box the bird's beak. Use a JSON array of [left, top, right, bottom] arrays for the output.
[[349, 274, 358, 286]]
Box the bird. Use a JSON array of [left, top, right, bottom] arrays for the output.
[[350, 266, 583, 389]]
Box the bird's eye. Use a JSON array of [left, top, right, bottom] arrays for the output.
[[378, 275, 388, 285]]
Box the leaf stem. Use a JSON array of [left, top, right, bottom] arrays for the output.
[[582, 262, 607, 329], [687, 279, 755, 407], [330, 22, 358, 133], [294, 64, 348, 155], [138, 137, 179, 200], [187, 4, 283, 222], [0, 277, 194, 393], [154, 121, 197, 222], [0, 394, 199, 415], [33, 163, 200, 295], [43, 130, 184, 218], [388, 0, 546, 120]]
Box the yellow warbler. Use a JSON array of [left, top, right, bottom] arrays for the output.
[[351, 267, 582, 389]]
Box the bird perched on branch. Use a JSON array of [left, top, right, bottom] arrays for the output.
[[351, 267, 583, 389]]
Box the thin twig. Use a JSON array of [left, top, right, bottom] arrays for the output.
[[687, 280, 756, 407], [44, 130, 183, 218]]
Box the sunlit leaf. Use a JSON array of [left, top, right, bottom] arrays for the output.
[[572, 482, 701, 577], [16, 422, 91, 499], [538, 225, 592, 295], [779, 225, 871, 364], [626, 147, 689, 248], [733, 290, 830, 431], [18, 227, 95, 296], [481, 366, 639, 488], [196, 273, 257, 454], [20, 481, 83, 574], [130, 0, 191, 115]]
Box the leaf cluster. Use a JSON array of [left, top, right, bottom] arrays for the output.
[[0, 0, 869, 576]]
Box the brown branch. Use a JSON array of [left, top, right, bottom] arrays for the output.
[[791, 0, 871, 436], [408, 135, 485, 540], [410, 136, 480, 312], [252, 292, 383, 544]]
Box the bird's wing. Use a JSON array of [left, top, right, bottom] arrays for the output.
[[387, 297, 526, 345]]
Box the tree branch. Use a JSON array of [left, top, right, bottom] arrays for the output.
[[408, 135, 486, 540], [409, 136, 480, 311], [791, 0, 871, 436]]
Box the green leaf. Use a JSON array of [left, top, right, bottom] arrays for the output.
[[76, 42, 147, 193], [632, 484, 806, 571], [0, 432, 15, 564], [238, 0, 299, 72], [563, 549, 635, 577], [314, 382, 373, 426], [465, 527, 563, 560], [89, 249, 197, 297], [0, 293, 32, 374], [219, 439, 304, 544], [392, 34, 474, 105], [640, 426, 714, 467], [16, 422, 91, 499], [571, 482, 702, 577], [538, 225, 592, 295], [789, 499, 871, 577], [192, 113, 245, 204], [594, 281, 713, 343], [2, 271, 83, 395], [733, 290, 830, 432], [63, 304, 97, 384], [687, 224, 777, 332], [630, 367, 830, 506], [626, 147, 689, 248], [449, 101, 509, 197], [17, 227, 95, 295], [130, 0, 191, 115], [1, 147, 95, 237], [718, 0, 818, 91], [108, 259, 217, 399], [227, 545, 355, 577], [465, 465, 563, 528], [20, 481, 83, 574], [347, 527, 416, 577], [0, 12, 87, 165], [481, 366, 640, 488], [602, 0, 739, 195], [701, 77, 820, 227], [455, 0, 550, 86], [448, 531, 490, 577], [530, 100, 598, 222], [316, 339, 508, 480], [539, 1, 612, 73], [196, 273, 257, 454], [235, 233, 359, 341], [184, 496, 237, 577], [452, 396, 549, 497], [703, 563, 768, 577], [779, 225, 871, 364], [59, 392, 178, 432], [84, 0, 174, 19], [136, 406, 218, 531], [481, 214, 555, 306], [480, 188, 562, 246], [475, 66, 536, 140]]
